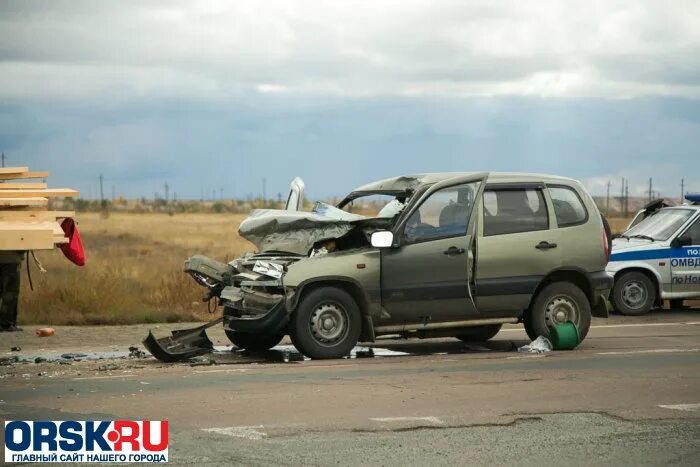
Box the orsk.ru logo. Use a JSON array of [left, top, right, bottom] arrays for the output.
[[4, 420, 168, 463]]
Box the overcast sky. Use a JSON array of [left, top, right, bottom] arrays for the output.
[[1, 0, 699, 200]]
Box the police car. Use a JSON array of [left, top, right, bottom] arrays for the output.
[[606, 194, 700, 315]]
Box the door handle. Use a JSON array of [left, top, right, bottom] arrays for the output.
[[535, 241, 557, 250], [443, 246, 466, 255]]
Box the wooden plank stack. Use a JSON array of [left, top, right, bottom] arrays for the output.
[[0, 167, 79, 251]]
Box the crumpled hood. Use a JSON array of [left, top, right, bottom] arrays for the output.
[[238, 209, 356, 255]]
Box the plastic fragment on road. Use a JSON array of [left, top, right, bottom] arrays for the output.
[[518, 336, 553, 353], [35, 327, 54, 337]]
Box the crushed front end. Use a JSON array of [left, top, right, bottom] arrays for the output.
[[144, 252, 302, 362]]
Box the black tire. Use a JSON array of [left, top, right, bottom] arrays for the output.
[[225, 330, 284, 351], [524, 282, 592, 341], [669, 299, 684, 310], [612, 271, 655, 316], [456, 324, 502, 342], [289, 286, 361, 359]]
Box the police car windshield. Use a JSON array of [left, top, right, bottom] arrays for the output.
[[624, 208, 694, 241]]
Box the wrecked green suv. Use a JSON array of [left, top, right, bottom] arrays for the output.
[[173, 173, 612, 360]]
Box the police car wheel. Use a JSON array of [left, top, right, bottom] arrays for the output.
[[613, 271, 655, 316], [524, 282, 591, 341]]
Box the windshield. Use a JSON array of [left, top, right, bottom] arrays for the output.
[[623, 209, 694, 241], [318, 193, 409, 220]]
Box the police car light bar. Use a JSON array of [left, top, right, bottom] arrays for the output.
[[684, 193, 700, 205]]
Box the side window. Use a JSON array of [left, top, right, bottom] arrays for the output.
[[483, 188, 548, 236], [679, 218, 700, 245], [549, 186, 588, 227], [403, 182, 479, 243]]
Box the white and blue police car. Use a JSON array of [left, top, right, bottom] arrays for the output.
[[606, 194, 700, 315]]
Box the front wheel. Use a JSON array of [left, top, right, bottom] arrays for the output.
[[524, 282, 591, 341], [289, 287, 361, 359], [612, 271, 655, 316], [225, 330, 284, 351], [456, 324, 502, 342]]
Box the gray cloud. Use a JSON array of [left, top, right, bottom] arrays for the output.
[[1, 0, 699, 100]]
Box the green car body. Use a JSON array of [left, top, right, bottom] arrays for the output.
[[186, 172, 612, 359]]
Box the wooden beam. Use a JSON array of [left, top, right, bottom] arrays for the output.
[[0, 197, 48, 207], [0, 211, 74, 221], [0, 229, 55, 250], [0, 171, 50, 180], [0, 182, 47, 190], [0, 188, 79, 198], [0, 167, 29, 175]]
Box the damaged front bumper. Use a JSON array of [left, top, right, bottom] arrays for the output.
[[145, 253, 299, 362]]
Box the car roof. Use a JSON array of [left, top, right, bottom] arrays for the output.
[[351, 172, 577, 193]]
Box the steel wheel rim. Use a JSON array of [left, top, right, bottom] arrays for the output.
[[622, 280, 647, 309], [544, 295, 579, 328], [310, 302, 349, 347]]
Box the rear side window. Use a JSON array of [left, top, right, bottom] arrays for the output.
[[483, 188, 548, 236], [549, 186, 588, 227]]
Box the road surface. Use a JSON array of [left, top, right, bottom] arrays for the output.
[[2, 310, 699, 465]]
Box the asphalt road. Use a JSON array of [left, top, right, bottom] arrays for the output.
[[2, 310, 700, 466]]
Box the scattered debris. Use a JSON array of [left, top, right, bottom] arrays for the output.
[[10, 346, 21, 352], [61, 352, 87, 360], [518, 336, 553, 353], [0, 356, 19, 366], [97, 363, 119, 371], [34, 357, 46, 363], [35, 327, 55, 337], [355, 348, 375, 358], [128, 346, 146, 359]]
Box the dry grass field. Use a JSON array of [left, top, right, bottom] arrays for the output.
[[18, 212, 634, 326], [19, 212, 254, 325]]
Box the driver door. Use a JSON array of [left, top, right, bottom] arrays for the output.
[[671, 214, 700, 296], [380, 175, 485, 325]]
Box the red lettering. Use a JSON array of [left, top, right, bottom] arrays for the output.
[[143, 420, 168, 451], [113, 421, 140, 451]]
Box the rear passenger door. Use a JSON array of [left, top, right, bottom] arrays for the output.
[[546, 184, 605, 273], [475, 183, 560, 315]]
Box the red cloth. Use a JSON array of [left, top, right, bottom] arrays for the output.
[[58, 218, 85, 266]]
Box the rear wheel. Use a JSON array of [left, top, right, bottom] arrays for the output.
[[289, 286, 361, 359], [456, 324, 502, 342], [225, 330, 284, 351], [524, 282, 591, 341], [612, 271, 655, 316]]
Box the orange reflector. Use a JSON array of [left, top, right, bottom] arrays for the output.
[[659, 262, 666, 266], [356, 263, 366, 269]]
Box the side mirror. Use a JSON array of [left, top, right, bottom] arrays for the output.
[[371, 231, 394, 248], [671, 236, 691, 248]]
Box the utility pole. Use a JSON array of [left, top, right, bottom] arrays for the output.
[[647, 177, 653, 203], [620, 177, 625, 216], [99, 174, 105, 207], [606, 180, 611, 215], [681, 178, 685, 204], [164, 182, 170, 204], [624, 179, 629, 217], [1, 152, 5, 168]]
